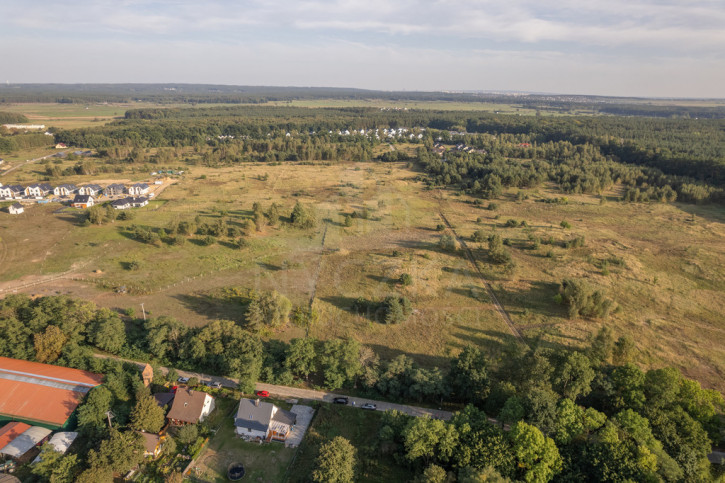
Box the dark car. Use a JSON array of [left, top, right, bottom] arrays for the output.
[[360, 403, 377, 410], [332, 396, 349, 404]]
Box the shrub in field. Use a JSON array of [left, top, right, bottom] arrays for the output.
[[399, 273, 413, 286], [246, 290, 292, 330], [291, 201, 317, 229], [471, 230, 487, 243], [557, 279, 616, 319], [438, 234, 456, 252]]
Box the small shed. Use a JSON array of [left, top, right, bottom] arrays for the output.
[[32, 432, 78, 463], [0, 426, 52, 459], [8, 203, 24, 215]]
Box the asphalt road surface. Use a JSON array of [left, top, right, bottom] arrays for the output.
[[95, 354, 452, 420]]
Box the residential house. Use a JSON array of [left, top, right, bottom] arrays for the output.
[[234, 398, 297, 442], [138, 432, 166, 459], [24, 183, 52, 198], [130, 197, 149, 208], [8, 203, 24, 215], [128, 183, 150, 195], [166, 389, 215, 425], [153, 392, 175, 410], [0, 185, 23, 200], [53, 184, 77, 197], [77, 184, 102, 196], [104, 183, 126, 196], [71, 194, 94, 209], [110, 198, 131, 210], [55, 143, 67, 149]]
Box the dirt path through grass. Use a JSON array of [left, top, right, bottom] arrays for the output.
[[438, 210, 525, 343]]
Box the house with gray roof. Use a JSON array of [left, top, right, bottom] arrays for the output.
[[128, 183, 150, 195], [53, 184, 77, 197], [77, 184, 102, 196], [24, 183, 52, 199], [104, 183, 126, 196], [8, 203, 24, 215], [234, 398, 297, 442], [0, 185, 23, 200]]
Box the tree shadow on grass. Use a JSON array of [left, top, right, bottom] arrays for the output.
[[366, 274, 395, 285], [258, 262, 283, 271], [496, 280, 567, 319], [319, 295, 387, 324], [171, 293, 246, 324], [447, 285, 490, 303], [365, 344, 450, 370]]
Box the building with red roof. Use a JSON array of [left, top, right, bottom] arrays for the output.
[[0, 357, 103, 429], [0, 422, 31, 451]]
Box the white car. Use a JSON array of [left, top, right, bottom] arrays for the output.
[[177, 376, 190, 383]]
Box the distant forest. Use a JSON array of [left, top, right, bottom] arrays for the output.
[[2, 83, 725, 118], [44, 105, 725, 203]]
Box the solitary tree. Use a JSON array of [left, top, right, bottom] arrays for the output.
[[291, 201, 317, 229], [312, 436, 357, 483]]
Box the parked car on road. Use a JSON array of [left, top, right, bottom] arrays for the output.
[[177, 377, 189, 383], [360, 403, 377, 410], [256, 390, 270, 397], [333, 397, 349, 404], [205, 381, 223, 389]]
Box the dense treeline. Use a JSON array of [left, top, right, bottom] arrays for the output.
[[52, 106, 725, 195], [1, 295, 723, 481], [374, 334, 725, 482], [0, 132, 55, 153]]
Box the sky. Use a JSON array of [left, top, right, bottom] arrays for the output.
[[1, 0, 723, 98]]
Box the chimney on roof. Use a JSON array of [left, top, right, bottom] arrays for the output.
[[255, 399, 260, 407]]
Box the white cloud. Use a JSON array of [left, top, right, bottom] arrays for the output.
[[0, 0, 723, 96]]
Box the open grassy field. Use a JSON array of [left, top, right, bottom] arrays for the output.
[[1, 160, 723, 390], [1, 101, 236, 129], [0, 102, 132, 129], [264, 98, 594, 116]]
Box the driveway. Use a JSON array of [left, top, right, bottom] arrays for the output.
[[286, 405, 314, 448]]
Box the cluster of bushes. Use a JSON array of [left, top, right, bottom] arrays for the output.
[[487, 233, 512, 265], [556, 278, 617, 319], [352, 295, 413, 324]]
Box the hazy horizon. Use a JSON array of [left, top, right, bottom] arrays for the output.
[[1, 0, 723, 98]]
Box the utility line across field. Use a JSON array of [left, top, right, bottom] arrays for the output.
[[438, 211, 525, 344]]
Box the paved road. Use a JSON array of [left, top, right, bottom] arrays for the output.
[[94, 354, 452, 421], [0, 150, 68, 177]]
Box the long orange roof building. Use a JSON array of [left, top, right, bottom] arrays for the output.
[[0, 357, 103, 429]]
